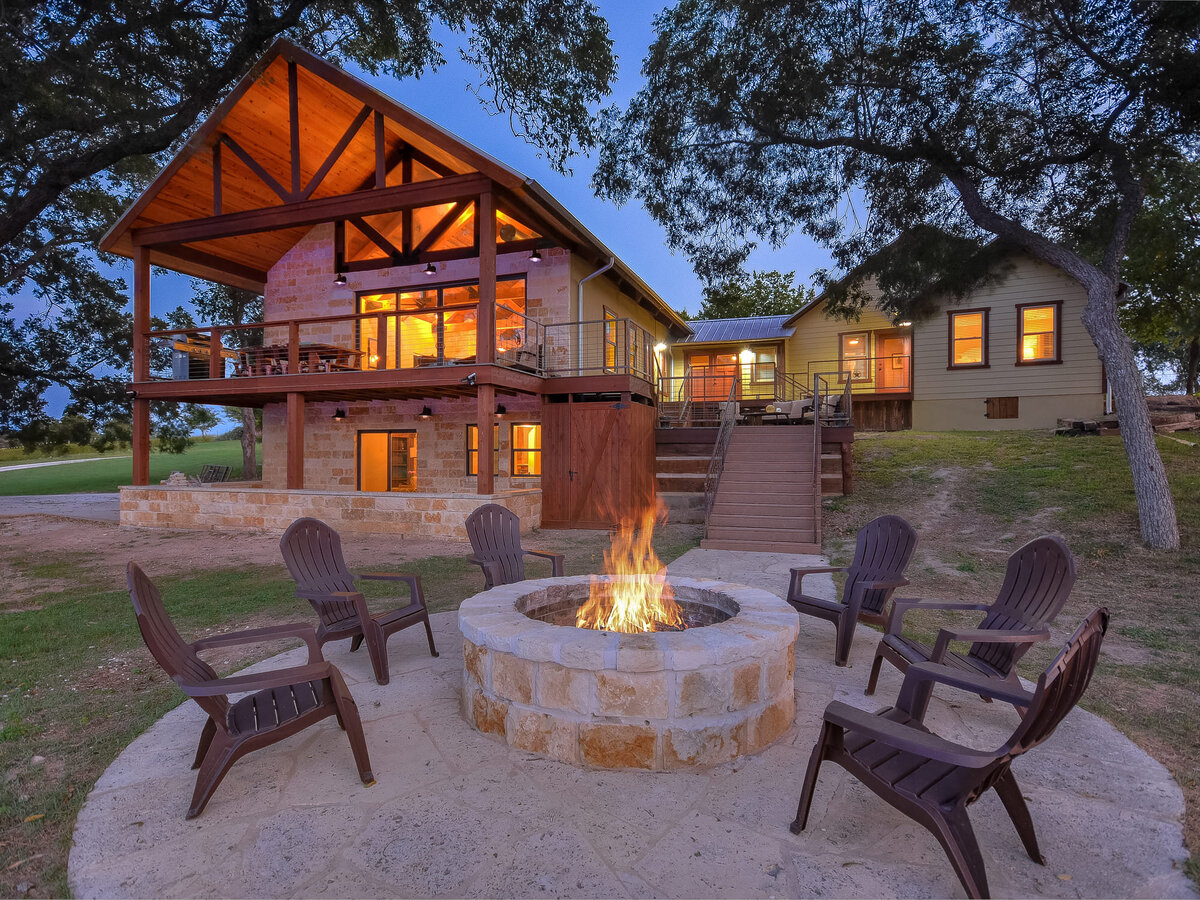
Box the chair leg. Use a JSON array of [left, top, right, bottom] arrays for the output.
[[865, 647, 885, 695], [187, 733, 241, 819], [192, 717, 216, 770], [364, 621, 390, 685], [993, 768, 1046, 865], [349, 633, 364, 653], [327, 669, 374, 784], [790, 723, 831, 834], [422, 614, 439, 658], [833, 610, 853, 667], [928, 805, 991, 900]]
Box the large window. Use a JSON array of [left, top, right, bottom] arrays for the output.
[[511, 424, 542, 477], [357, 276, 526, 369], [603, 307, 618, 371], [1017, 303, 1061, 364], [466, 424, 500, 477], [948, 309, 989, 368], [358, 431, 417, 492], [839, 332, 870, 381]]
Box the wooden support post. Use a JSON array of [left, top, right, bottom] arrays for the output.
[[376, 312, 388, 369], [288, 321, 300, 374], [477, 384, 495, 494], [132, 246, 150, 382], [477, 189, 496, 365], [132, 398, 150, 486], [209, 327, 224, 379], [286, 392, 305, 490]]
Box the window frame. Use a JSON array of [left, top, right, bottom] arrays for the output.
[[509, 422, 542, 479], [751, 347, 777, 384], [1014, 300, 1063, 366], [838, 331, 871, 382], [946, 308, 991, 370], [603, 306, 618, 373], [356, 429, 418, 492], [465, 423, 500, 477]]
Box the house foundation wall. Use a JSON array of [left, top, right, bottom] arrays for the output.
[[912, 393, 1106, 430], [119, 485, 540, 538]]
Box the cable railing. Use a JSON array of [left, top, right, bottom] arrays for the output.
[[702, 379, 740, 530], [803, 355, 911, 393], [542, 318, 657, 380]]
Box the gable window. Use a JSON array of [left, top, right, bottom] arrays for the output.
[[511, 424, 542, 477], [948, 309, 989, 368], [839, 333, 870, 381], [466, 424, 500, 477], [1017, 302, 1061, 364], [358, 431, 417, 492]]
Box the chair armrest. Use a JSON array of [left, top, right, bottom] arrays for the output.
[[788, 566, 847, 600], [175, 662, 333, 697], [845, 577, 911, 622], [885, 597, 992, 635], [896, 661, 1034, 720], [822, 701, 994, 768], [930, 626, 1050, 664], [470, 557, 506, 584], [525, 550, 565, 577], [192, 622, 323, 664]]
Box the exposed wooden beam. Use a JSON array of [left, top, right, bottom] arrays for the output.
[[409, 146, 454, 178], [132, 398, 150, 485], [477, 190, 496, 367], [287, 392, 305, 489], [219, 133, 291, 201], [132, 173, 492, 247], [288, 60, 301, 196], [349, 216, 403, 261], [413, 201, 471, 255], [159, 244, 270, 286], [300, 105, 372, 201], [374, 111, 386, 189], [212, 142, 222, 215]]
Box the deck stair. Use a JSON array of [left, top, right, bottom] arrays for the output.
[[655, 428, 715, 525], [700, 424, 821, 553]]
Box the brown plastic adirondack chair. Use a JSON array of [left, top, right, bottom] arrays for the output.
[[792, 607, 1109, 900], [465, 503, 564, 589], [787, 514, 918, 666], [127, 562, 373, 819], [279, 517, 437, 686], [865, 535, 1076, 712]]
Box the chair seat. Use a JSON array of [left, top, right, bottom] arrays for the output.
[[788, 593, 844, 616], [841, 706, 963, 807], [375, 602, 423, 628], [228, 680, 326, 736], [880, 633, 1002, 678]]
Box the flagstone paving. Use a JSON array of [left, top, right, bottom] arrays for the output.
[[69, 549, 1194, 899]]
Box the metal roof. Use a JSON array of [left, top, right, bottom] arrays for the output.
[[680, 315, 794, 343]]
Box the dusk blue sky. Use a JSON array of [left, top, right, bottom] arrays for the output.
[[24, 2, 837, 416]]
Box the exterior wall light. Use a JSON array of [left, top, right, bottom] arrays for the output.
[[653, 342, 668, 353], [495, 404, 507, 418], [332, 408, 347, 421], [739, 347, 755, 364], [424, 262, 437, 276], [333, 272, 347, 285], [418, 406, 433, 420], [529, 248, 543, 263], [899, 320, 913, 327]]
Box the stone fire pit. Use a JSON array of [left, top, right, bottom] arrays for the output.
[[458, 576, 799, 770]]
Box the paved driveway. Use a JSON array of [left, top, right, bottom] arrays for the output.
[[0, 493, 120, 523]]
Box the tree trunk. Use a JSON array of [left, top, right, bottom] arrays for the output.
[[240, 407, 258, 480], [1186, 336, 1199, 396], [1081, 282, 1180, 549]]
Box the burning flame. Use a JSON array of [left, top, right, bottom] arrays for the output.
[[575, 501, 685, 633]]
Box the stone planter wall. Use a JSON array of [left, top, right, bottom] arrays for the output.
[[459, 576, 799, 770]]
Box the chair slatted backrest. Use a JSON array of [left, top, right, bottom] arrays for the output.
[[465, 504, 526, 586], [971, 536, 1076, 674], [844, 515, 919, 616], [280, 518, 359, 626], [127, 562, 228, 722], [1003, 607, 1109, 759]]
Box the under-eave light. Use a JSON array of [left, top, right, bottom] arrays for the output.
[[332, 408, 347, 421], [333, 272, 347, 285], [653, 342, 668, 353], [529, 248, 543, 263], [739, 347, 755, 364], [418, 406, 433, 420], [495, 404, 507, 418], [424, 262, 437, 276], [898, 320, 913, 327]]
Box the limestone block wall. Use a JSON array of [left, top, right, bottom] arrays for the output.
[[119, 485, 540, 538]]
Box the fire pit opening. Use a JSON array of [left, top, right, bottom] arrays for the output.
[[519, 582, 735, 630]]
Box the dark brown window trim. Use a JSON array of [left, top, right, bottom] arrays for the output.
[[947, 307, 991, 370], [837, 330, 870, 383], [509, 421, 542, 478], [356, 429, 417, 492], [1014, 300, 1063, 366], [465, 423, 500, 477], [602, 306, 618, 373]]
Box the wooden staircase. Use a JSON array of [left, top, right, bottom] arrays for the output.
[[700, 424, 821, 553]]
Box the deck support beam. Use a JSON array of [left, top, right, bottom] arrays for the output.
[[477, 383, 495, 494], [132, 247, 151, 485], [476, 190, 496, 366], [132, 399, 150, 485], [287, 392, 305, 489]]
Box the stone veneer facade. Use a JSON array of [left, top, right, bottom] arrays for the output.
[[459, 576, 799, 770], [119, 484, 539, 538]]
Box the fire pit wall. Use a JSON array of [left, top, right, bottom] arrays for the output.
[[458, 576, 799, 770]]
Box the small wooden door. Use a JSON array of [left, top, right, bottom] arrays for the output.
[[875, 332, 911, 391]]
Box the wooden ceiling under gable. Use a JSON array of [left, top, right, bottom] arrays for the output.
[[100, 38, 691, 336]]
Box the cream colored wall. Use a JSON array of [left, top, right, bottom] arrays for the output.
[[785, 300, 897, 385], [910, 255, 1104, 429], [567, 255, 672, 373]]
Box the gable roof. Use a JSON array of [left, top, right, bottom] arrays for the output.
[[681, 315, 794, 343], [100, 39, 690, 335]]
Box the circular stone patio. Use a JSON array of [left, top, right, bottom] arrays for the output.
[[70, 550, 1194, 899]]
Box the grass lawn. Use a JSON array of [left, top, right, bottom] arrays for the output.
[[0, 440, 256, 496], [823, 430, 1199, 885], [0, 524, 700, 897]]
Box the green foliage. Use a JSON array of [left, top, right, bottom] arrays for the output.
[[695, 270, 814, 319], [1, 0, 616, 435], [185, 406, 219, 438]]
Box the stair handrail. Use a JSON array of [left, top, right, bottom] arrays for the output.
[[812, 373, 828, 548], [702, 379, 739, 532], [677, 364, 694, 425]]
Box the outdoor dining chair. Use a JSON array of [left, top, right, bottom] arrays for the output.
[[786, 514, 918, 665], [865, 535, 1076, 716], [280, 517, 438, 685], [791, 607, 1109, 900], [127, 562, 373, 819], [465, 503, 565, 589]]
